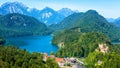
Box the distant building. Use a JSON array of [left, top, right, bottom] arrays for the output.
[[43, 53, 48, 61], [58, 42, 64, 48], [43, 53, 81, 67], [55, 58, 65, 66], [99, 43, 109, 53]]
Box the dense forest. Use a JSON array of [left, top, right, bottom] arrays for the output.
[[0, 13, 52, 37], [52, 28, 120, 68], [0, 37, 58, 68], [53, 29, 111, 57], [85, 52, 120, 68], [52, 28, 82, 46]]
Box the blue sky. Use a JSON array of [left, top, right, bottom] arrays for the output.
[[0, 0, 120, 18]]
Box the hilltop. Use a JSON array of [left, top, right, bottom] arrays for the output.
[[52, 10, 120, 41]]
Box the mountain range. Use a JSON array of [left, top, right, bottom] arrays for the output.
[[0, 2, 77, 25], [0, 1, 120, 40]]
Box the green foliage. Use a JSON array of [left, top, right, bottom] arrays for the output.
[[53, 10, 120, 41], [78, 32, 110, 57], [52, 29, 82, 57], [46, 58, 59, 68], [0, 46, 58, 68], [109, 44, 120, 54], [50, 51, 55, 55], [0, 13, 52, 37], [52, 29, 81, 45], [85, 52, 120, 68], [53, 30, 110, 58], [53, 29, 120, 68]]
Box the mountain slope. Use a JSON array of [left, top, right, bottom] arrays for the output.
[[0, 13, 51, 37], [54, 10, 120, 41], [53, 31, 111, 57], [29, 8, 41, 19]]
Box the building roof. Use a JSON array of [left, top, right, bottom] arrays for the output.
[[55, 58, 64, 63]]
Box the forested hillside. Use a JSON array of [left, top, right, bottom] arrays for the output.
[[52, 29, 120, 68], [85, 52, 120, 68], [0, 13, 52, 37], [52, 10, 120, 41], [52, 29, 111, 57], [0, 46, 58, 68]]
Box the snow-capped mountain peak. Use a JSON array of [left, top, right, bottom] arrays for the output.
[[0, 2, 28, 14], [0, 2, 78, 25]]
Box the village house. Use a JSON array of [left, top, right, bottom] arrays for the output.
[[43, 53, 81, 67], [55, 58, 65, 66], [43, 53, 65, 67]]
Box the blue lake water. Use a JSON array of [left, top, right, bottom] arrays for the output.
[[6, 35, 59, 54]]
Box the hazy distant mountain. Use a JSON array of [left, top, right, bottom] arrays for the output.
[[106, 18, 115, 22], [58, 8, 77, 17], [0, 2, 77, 25], [106, 17, 120, 27], [0, 13, 51, 37], [115, 17, 120, 21], [113, 17, 120, 27]]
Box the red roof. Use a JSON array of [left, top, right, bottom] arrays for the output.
[[55, 58, 64, 63]]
